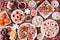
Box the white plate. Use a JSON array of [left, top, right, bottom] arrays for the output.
[[41, 19, 59, 38], [37, 0, 55, 19], [18, 23, 37, 40], [11, 9, 25, 24]]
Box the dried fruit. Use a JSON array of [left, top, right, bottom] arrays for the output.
[[4, 18, 10, 23], [0, 20, 5, 26], [1, 13, 7, 19]]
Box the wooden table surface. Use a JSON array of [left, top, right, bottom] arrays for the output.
[[0, 0, 60, 40]]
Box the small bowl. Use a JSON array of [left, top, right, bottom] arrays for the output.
[[25, 15, 32, 22], [52, 12, 60, 20], [32, 16, 43, 27]]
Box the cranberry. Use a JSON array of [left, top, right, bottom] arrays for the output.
[[20, 14, 22, 16], [19, 18, 21, 20], [17, 16, 19, 18], [13, 15, 15, 17], [15, 19, 17, 21], [16, 11, 19, 14]]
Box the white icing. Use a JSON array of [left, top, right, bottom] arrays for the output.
[[25, 8, 30, 14], [51, 0, 59, 8]]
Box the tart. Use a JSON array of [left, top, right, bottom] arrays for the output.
[[25, 15, 32, 22], [37, 0, 55, 19], [0, 11, 11, 27], [37, 33, 44, 40], [51, 0, 59, 8], [18, 2, 26, 10], [32, 16, 43, 27], [28, 0, 37, 9], [41, 19, 59, 38], [31, 10, 37, 16], [11, 9, 25, 24], [18, 23, 37, 40]]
